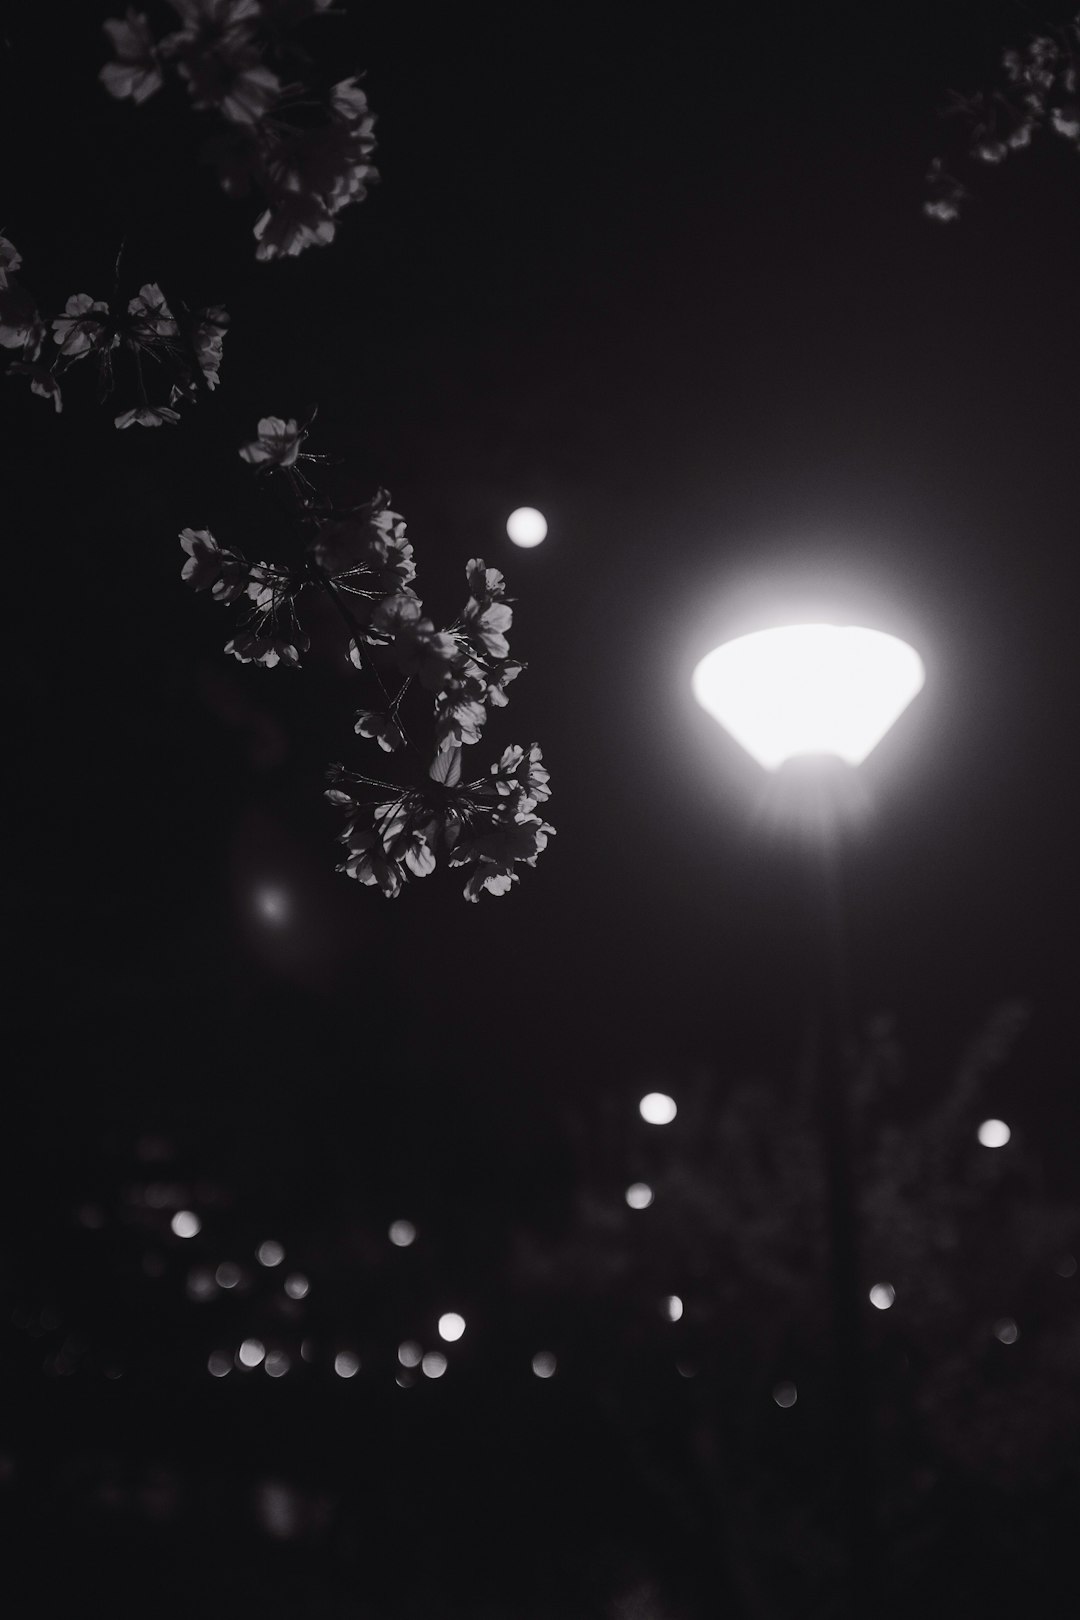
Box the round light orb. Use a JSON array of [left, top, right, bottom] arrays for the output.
[[532, 1351, 557, 1378], [255, 886, 289, 924], [215, 1261, 241, 1289], [422, 1351, 448, 1379], [1055, 1255, 1077, 1278], [207, 1351, 231, 1378], [398, 1341, 423, 1369], [438, 1312, 466, 1343], [692, 623, 925, 770], [257, 1240, 285, 1268], [389, 1220, 416, 1248], [171, 1210, 201, 1239], [772, 1381, 798, 1409], [264, 1350, 290, 1378], [639, 1092, 677, 1125], [665, 1295, 684, 1322], [993, 1317, 1019, 1345], [977, 1119, 1011, 1148], [334, 1351, 360, 1378], [284, 1273, 309, 1300], [238, 1338, 265, 1369], [625, 1182, 654, 1210], [869, 1282, 895, 1311], [506, 506, 547, 548]]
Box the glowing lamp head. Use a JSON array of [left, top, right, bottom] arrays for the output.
[[692, 623, 925, 770]]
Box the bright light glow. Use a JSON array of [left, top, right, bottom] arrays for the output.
[[625, 1182, 654, 1209], [171, 1210, 201, 1239], [208, 1351, 231, 1378], [773, 1381, 798, 1408], [993, 1317, 1019, 1344], [692, 623, 925, 770], [334, 1351, 360, 1378], [978, 1118, 1011, 1148], [398, 1341, 423, 1368], [255, 886, 289, 923], [238, 1338, 265, 1368], [639, 1092, 677, 1125], [869, 1283, 895, 1310], [438, 1312, 466, 1343], [665, 1295, 684, 1322], [389, 1220, 416, 1248], [265, 1350, 290, 1377], [300, 1339, 314, 1363], [422, 1351, 448, 1379], [284, 1273, 309, 1300], [215, 1261, 241, 1289], [532, 1351, 557, 1378], [506, 507, 547, 548], [257, 1240, 285, 1267]]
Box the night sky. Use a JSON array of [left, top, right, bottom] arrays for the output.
[[4, 2, 1080, 1615]]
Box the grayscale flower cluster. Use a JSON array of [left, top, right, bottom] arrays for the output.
[[100, 2, 378, 259], [181, 418, 554, 901]]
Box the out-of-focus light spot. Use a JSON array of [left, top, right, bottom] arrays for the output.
[[264, 1350, 290, 1377], [626, 1182, 654, 1209], [506, 506, 547, 548], [1056, 1255, 1078, 1278], [422, 1351, 448, 1379], [676, 1360, 697, 1379], [398, 1341, 423, 1368], [255, 1480, 298, 1539], [639, 1092, 677, 1125], [978, 1118, 1011, 1148], [665, 1295, 684, 1322], [300, 1338, 315, 1363], [532, 1351, 557, 1378], [869, 1283, 895, 1310], [187, 1268, 216, 1302], [255, 886, 289, 924], [993, 1317, 1019, 1344], [334, 1351, 360, 1379], [773, 1381, 798, 1408], [396, 1372, 415, 1389], [438, 1312, 466, 1343], [238, 1338, 265, 1368], [284, 1273, 309, 1300], [257, 1240, 285, 1268], [389, 1220, 416, 1248], [208, 1351, 231, 1378], [171, 1210, 201, 1239], [215, 1262, 241, 1289]]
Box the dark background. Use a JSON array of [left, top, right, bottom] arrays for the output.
[[3, 2, 1079, 1615]]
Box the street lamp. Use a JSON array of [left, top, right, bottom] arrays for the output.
[[692, 618, 925, 1610]]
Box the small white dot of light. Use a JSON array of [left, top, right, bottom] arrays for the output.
[[215, 1262, 241, 1289], [398, 1340, 423, 1368], [438, 1312, 466, 1343], [171, 1210, 201, 1239], [389, 1220, 416, 1248], [187, 1268, 217, 1302], [334, 1351, 360, 1379], [639, 1093, 677, 1125], [255, 886, 289, 923], [257, 1240, 285, 1268], [422, 1351, 448, 1379], [993, 1317, 1019, 1344], [208, 1351, 231, 1378], [773, 1381, 798, 1408], [238, 1338, 265, 1368], [264, 1350, 291, 1378], [1056, 1255, 1078, 1278], [284, 1273, 309, 1300], [665, 1295, 684, 1322], [532, 1351, 557, 1378], [300, 1338, 315, 1363], [869, 1283, 895, 1311], [977, 1118, 1011, 1148], [625, 1182, 654, 1210], [506, 506, 547, 548]]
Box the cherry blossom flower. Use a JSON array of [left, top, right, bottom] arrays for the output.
[[239, 415, 306, 468], [253, 194, 336, 261], [485, 658, 523, 709], [488, 743, 551, 813], [100, 11, 164, 105], [0, 236, 22, 288], [336, 823, 405, 897], [115, 404, 182, 427], [179, 527, 248, 602], [167, 0, 280, 126], [0, 283, 43, 353], [224, 628, 308, 668], [244, 561, 291, 613], [434, 674, 489, 752], [449, 811, 554, 903], [126, 283, 178, 344], [8, 362, 62, 412], [191, 304, 229, 388], [330, 77, 372, 123], [354, 711, 406, 753], [52, 294, 111, 359]]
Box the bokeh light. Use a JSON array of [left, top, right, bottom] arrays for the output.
[[208, 1351, 231, 1378], [978, 1119, 1011, 1148], [438, 1312, 466, 1343], [264, 1350, 290, 1377], [665, 1295, 684, 1322], [334, 1351, 360, 1378], [639, 1093, 677, 1125], [238, 1338, 265, 1368], [389, 1220, 416, 1247], [993, 1317, 1019, 1344], [869, 1283, 895, 1310], [257, 1240, 285, 1267], [773, 1381, 798, 1408], [255, 886, 289, 923], [215, 1261, 241, 1289], [187, 1268, 216, 1302], [422, 1351, 448, 1379], [171, 1210, 201, 1239], [284, 1272, 309, 1300], [1056, 1255, 1077, 1278], [532, 1351, 557, 1378], [398, 1341, 423, 1368], [506, 506, 547, 548], [625, 1182, 654, 1209]]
